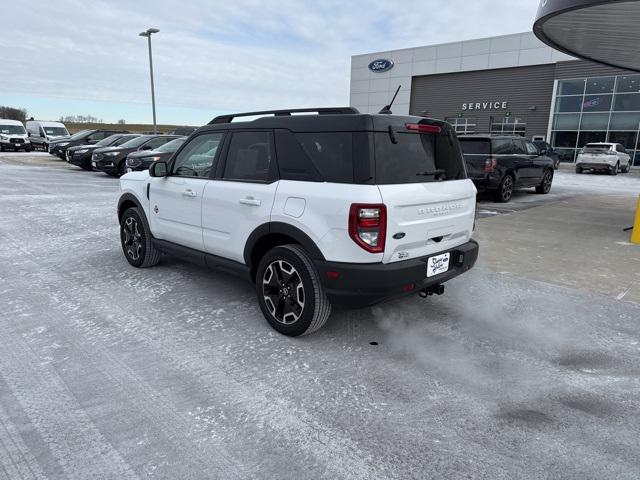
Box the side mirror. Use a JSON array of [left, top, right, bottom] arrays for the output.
[[149, 161, 168, 177], [28, 132, 31, 137]]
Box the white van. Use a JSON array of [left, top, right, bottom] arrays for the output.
[[0, 119, 31, 152], [25, 120, 69, 151]]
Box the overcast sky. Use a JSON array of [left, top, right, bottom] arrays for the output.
[[0, 0, 540, 126]]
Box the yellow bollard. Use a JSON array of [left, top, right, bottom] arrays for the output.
[[632, 194, 640, 244]]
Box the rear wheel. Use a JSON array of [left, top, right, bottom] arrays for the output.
[[494, 174, 514, 203], [256, 244, 331, 336], [536, 169, 553, 194], [119, 207, 161, 268], [575, 166, 583, 174], [610, 162, 619, 175]]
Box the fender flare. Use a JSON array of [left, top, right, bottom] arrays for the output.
[[243, 222, 325, 267], [117, 192, 145, 222]]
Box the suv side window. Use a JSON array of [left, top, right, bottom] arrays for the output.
[[87, 131, 105, 141], [525, 141, 539, 155], [492, 139, 513, 155], [616, 144, 626, 153], [144, 137, 172, 150], [223, 131, 273, 182], [511, 139, 528, 155], [172, 133, 223, 178]]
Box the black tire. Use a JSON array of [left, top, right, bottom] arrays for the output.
[[494, 173, 514, 203], [536, 168, 553, 194], [622, 163, 630, 173], [119, 207, 161, 268], [256, 244, 331, 336], [118, 161, 127, 177], [610, 162, 619, 176], [25, 146, 32, 152], [575, 166, 582, 174]]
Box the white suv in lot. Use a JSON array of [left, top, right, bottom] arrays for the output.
[[117, 108, 479, 336], [576, 142, 632, 175]]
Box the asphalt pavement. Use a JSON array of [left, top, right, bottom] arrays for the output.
[[0, 155, 639, 479]]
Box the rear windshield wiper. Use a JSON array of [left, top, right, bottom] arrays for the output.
[[416, 169, 446, 180]]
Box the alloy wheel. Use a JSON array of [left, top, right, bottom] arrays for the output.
[[501, 176, 513, 201], [123, 217, 143, 261], [542, 170, 553, 193], [262, 260, 305, 324]]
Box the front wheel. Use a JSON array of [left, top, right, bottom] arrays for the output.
[[120, 207, 161, 268], [494, 174, 514, 203], [536, 169, 553, 194], [256, 244, 331, 336]]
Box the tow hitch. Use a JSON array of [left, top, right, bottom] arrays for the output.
[[419, 284, 445, 298]]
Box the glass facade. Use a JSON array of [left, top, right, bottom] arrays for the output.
[[551, 74, 640, 165]]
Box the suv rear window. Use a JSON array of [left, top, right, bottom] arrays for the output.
[[459, 139, 490, 155], [584, 143, 611, 152], [374, 131, 466, 184]]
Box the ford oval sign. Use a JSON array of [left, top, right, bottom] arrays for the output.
[[368, 59, 394, 73]]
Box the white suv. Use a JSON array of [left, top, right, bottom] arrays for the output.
[[117, 108, 479, 336], [576, 142, 632, 175]]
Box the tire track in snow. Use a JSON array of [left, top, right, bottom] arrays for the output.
[[0, 215, 383, 479], [0, 308, 139, 480]]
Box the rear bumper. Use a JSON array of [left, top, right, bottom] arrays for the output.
[[314, 240, 479, 307], [577, 162, 615, 170], [469, 175, 501, 191]]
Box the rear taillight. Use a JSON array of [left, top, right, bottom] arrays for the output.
[[349, 204, 387, 253], [405, 123, 442, 134], [484, 158, 497, 173]]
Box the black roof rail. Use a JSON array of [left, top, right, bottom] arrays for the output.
[[208, 107, 360, 125]]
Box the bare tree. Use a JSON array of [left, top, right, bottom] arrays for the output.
[[0, 106, 27, 123]]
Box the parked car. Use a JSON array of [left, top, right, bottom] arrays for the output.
[[125, 136, 187, 172], [117, 107, 479, 336], [67, 134, 140, 170], [49, 129, 123, 159], [575, 142, 631, 175], [459, 135, 555, 202], [26, 120, 69, 151], [93, 135, 180, 176], [532, 140, 560, 169], [0, 119, 31, 152]]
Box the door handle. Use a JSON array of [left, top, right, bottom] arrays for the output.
[[182, 189, 197, 197], [239, 197, 261, 206]]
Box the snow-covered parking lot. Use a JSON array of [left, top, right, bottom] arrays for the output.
[[1, 154, 640, 479]]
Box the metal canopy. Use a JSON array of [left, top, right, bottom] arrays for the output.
[[534, 0, 640, 72]]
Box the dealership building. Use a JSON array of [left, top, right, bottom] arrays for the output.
[[350, 32, 640, 166]]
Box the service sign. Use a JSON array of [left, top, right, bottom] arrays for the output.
[[368, 59, 394, 73], [462, 101, 508, 111]]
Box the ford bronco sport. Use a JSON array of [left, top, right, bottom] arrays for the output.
[[117, 108, 479, 336]]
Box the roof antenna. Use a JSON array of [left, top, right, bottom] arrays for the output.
[[378, 85, 401, 115]]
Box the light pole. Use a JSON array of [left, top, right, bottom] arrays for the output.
[[139, 28, 160, 134]]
